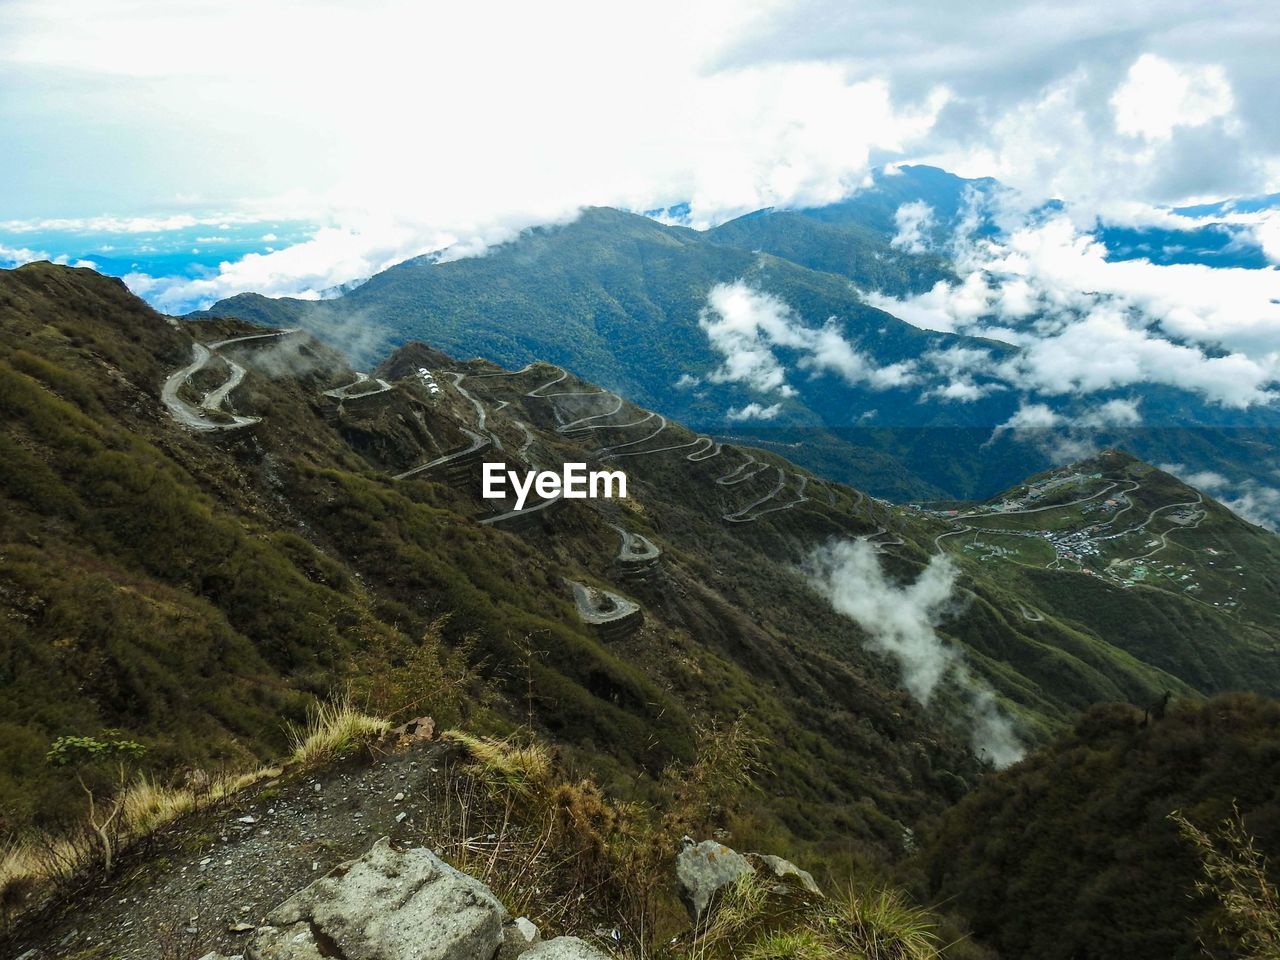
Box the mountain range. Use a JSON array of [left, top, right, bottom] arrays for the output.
[[193, 166, 1280, 510]]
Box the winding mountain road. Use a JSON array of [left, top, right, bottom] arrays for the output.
[[687, 438, 722, 461], [595, 414, 666, 456], [723, 468, 787, 523], [161, 329, 299, 431], [735, 474, 813, 522], [323, 372, 394, 401], [394, 428, 489, 480]]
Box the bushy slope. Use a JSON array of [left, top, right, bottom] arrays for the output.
[[920, 694, 1280, 960], [1, 263, 991, 852]]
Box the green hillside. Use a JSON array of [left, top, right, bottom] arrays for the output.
[[5, 261, 1280, 877], [919, 693, 1280, 960], [1, 262, 988, 850]]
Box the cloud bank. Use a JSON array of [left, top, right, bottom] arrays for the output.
[[699, 281, 917, 411], [7, 2, 1277, 314], [870, 213, 1280, 411], [1161, 463, 1280, 531]]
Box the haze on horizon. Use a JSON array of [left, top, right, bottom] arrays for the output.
[[1, 0, 1278, 303]]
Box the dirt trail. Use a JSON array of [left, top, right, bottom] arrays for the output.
[[7, 743, 451, 960]]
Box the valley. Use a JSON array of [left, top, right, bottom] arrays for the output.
[[191, 168, 1280, 514]]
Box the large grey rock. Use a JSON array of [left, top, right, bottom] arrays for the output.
[[520, 937, 612, 960], [498, 916, 542, 960], [674, 840, 754, 922], [750, 853, 822, 896], [248, 836, 506, 960]]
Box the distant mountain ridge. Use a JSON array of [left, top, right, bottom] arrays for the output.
[[194, 166, 1280, 506]]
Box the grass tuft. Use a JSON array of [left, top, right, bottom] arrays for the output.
[[442, 731, 551, 793], [287, 698, 390, 769], [821, 886, 942, 960]]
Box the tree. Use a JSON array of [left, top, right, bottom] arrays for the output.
[[46, 732, 146, 873]]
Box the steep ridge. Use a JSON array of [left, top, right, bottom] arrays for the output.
[[191, 206, 1012, 432]]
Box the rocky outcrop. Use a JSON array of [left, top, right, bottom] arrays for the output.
[[674, 840, 753, 922], [675, 839, 823, 923], [750, 853, 821, 896], [498, 917, 541, 960], [248, 836, 506, 960], [194, 837, 614, 960], [520, 937, 612, 960], [199, 834, 819, 960]]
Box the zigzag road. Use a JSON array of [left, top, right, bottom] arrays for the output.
[[161, 329, 298, 431]]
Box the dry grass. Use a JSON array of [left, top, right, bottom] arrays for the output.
[[685, 871, 944, 960], [288, 697, 390, 769], [1173, 806, 1280, 959], [3, 698, 386, 931], [442, 731, 551, 792], [1, 762, 280, 931]]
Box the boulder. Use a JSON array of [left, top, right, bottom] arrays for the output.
[[749, 853, 822, 896], [498, 916, 542, 960], [520, 937, 612, 960], [674, 840, 754, 922], [248, 836, 506, 960]]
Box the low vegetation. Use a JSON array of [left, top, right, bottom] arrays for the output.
[[1174, 806, 1280, 959], [287, 698, 390, 768], [0, 696, 385, 932], [920, 694, 1280, 960], [429, 721, 988, 959]]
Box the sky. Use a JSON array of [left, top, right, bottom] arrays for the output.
[[2, 0, 1278, 311]]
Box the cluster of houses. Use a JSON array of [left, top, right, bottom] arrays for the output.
[[417, 367, 443, 397]]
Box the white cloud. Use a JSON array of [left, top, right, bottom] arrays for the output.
[[1255, 215, 1280, 264], [1111, 54, 1233, 142], [870, 213, 1280, 409], [725, 402, 783, 421], [993, 402, 1063, 434], [1080, 397, 1143, 428], [990, 398, 1144, 463], [924, 379, 998, 403], [923, 52, 1261, 214], [1, 242, 96, 270], [0, 1, 948, 256], [699, 281, 799, 395], [699, 280, 917, 398], [921, 346, 1003, 402], [1161, 462, 1280, 531], [0, 213, 233, 234], [120, 211, 584, 313], [1, 243, 49, 267], [804, 538, 1023, 766], [890, 200, 935, 253], [3, 4, 1279, 319]]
